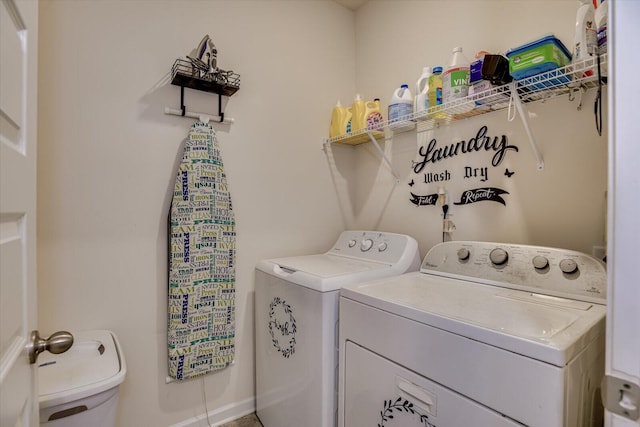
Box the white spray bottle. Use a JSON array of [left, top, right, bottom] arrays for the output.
[[573, 0, 597, 65]]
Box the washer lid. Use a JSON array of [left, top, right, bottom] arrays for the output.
[[256, 254, 394, 292], [341, 273, 606, 366], [39, 330, 126, 408]]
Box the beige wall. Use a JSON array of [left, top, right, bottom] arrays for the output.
[[37, 0, 608, 426], [341, 0, 607, 256], [37, 1, 354, 426]]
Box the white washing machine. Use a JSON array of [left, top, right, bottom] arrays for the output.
[[339, 241, 607, 427], [255, 230, 421, 427]]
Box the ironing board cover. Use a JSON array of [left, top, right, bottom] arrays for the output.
[[168, 121, 236, 380]]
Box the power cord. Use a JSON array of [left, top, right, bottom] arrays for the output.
[[201, 377, 213, 427]]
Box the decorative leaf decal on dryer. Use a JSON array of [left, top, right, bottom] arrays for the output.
[[268, 296, 297, 358], [378, 397, 436, 427]]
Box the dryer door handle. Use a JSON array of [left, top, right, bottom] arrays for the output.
[[396, 377, 436, 416]]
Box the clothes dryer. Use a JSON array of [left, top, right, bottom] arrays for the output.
[[255, 231, 420, 427], [339, 241, 607, 427]]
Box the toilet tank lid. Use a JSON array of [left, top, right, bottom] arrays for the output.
[[38, 329, 127, 408]]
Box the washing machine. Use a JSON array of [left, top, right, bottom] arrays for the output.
[[255, 230, 421, 427], [338, 241, 607, 427]]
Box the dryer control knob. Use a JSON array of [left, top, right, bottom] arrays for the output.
[[457, 248, 470, 261], [348, 239, 357, 248], [378, 242, 388, 252], [489, 248, 509, 266], [559, 258, 579, 274], [532, 255, 549, 270], [360, 239, 374, 252]]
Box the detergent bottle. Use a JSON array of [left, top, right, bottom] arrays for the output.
[[443, 47, 471, 104], [329, 101, 349, 138], [595, 0, 608, 78], [573, 0, 597, 76], [415, 67, 431, 116], [351, 94, 366, 132], [364, 98, 384, 134], [389, 85, 413, 123]]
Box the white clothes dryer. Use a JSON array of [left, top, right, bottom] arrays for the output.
[[255, 231, 420, 427], [339, 241, 607, 427]]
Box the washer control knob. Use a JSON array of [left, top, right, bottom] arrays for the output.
[[360, 239, 374, 252], [457, 248, 470, 261], [378, 242, 388, 252], [489, 248, 509, 266], [532, 255, 549, 270], [559, 258, 579, 274], [348, 239, 357, 248]]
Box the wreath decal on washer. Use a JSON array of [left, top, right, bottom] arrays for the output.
[[378, 397, 436, 427], [268, 296, 297, 358]]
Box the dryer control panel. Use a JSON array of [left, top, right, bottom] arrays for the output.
[[421, 241, 607, 304], [328, 230, 420, 266]]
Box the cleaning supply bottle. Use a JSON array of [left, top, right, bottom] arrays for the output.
[[428, 66, 444, 118], [329, 101, 349, 138], [388, 84, 413, 124], [415, 67, 431, 116], [443, 47, 471, 104], [364, 98, 384, 133], [595, 0, 608, 78], [351, 94, 366, 132], [573, 0, 597, 66]]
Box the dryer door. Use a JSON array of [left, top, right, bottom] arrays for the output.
[[343, 341, 524, 427]]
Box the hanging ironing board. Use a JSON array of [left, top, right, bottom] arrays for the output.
[[168, 121, 236, 380]]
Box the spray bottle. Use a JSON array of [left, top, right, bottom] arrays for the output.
[[573, 0, 597, 69]]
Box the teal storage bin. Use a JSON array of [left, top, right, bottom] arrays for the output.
[[506, 35, 572, 89]]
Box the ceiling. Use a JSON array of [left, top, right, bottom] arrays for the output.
[[333, 0, 369, 10]]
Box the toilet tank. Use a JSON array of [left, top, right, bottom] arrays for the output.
[[38, 330, 126, 427]]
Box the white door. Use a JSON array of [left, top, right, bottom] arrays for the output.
[[604, 1, 640, 426], [0, 0, 39, 425]]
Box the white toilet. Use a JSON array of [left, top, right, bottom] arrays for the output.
[[38, 330, 126, 427]]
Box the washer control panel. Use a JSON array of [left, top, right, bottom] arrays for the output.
[[421, 241, 607, 304], [329, 231, 419, 265]]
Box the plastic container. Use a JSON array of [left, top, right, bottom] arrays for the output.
[[388, 84, 413, 125], [329, 101, 349, 138], [38, 330, 127, 427], [573, 0, 597, 63], [595, 0, 608, 77], [351, 94, 366, 132], [414, 67, 431, 115], [428, 66, 444, 118], [506, 35, 572, 86], [481, 54, 512, 86], [364, 98, 384, 134], [470, 51, 490, 85], [443, 47, 471, 103]]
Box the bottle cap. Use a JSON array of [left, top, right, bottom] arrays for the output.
[[433, 66, 443, 73], [401, 84, 409, 89]]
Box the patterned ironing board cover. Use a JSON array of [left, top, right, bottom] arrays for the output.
[[168, 122, 236, 380]]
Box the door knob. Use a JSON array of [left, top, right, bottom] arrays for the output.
[[28, 330, 74, 364]]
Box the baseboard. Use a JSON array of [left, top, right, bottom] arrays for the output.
[[170, 396, 256, 427]]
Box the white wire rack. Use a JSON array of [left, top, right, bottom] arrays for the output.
[[324, 54, 606, 145]]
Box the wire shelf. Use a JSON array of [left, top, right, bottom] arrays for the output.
[[170, 58, 240, 97], [326, 54, 606, 143]]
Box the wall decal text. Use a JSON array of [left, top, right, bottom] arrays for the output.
[[454, 187, 509, 206]]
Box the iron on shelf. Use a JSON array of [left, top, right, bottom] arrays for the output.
[[166, 35, 240, 124]]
